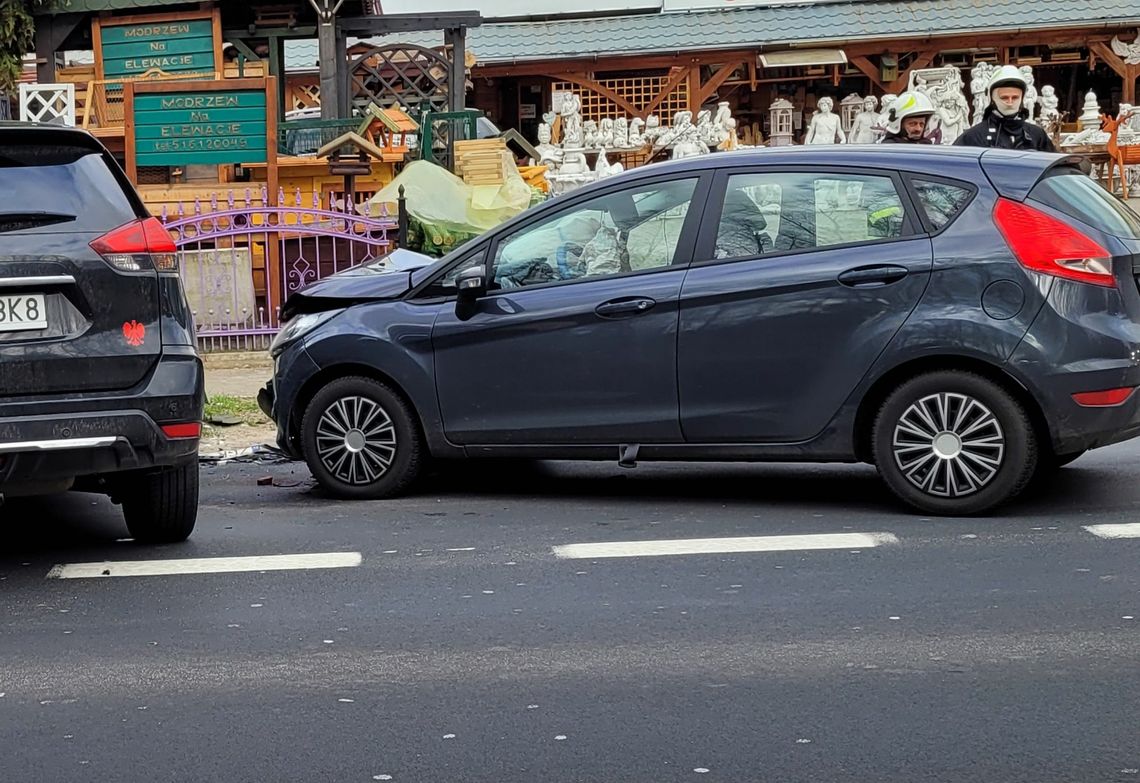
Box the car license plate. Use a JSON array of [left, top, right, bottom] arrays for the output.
[[0, 294, 47, 332]]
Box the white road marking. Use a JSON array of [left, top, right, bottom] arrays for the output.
[[553, 533, 898, 560], [46, 552, 363, 579], [1084, 523, 1140, 539]]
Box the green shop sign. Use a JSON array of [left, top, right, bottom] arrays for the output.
[[132, 88, 268, 166], [101, 18, 216, 79]]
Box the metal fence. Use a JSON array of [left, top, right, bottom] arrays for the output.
[[162, 186, 397, 352]]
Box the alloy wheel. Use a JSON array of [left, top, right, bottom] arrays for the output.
[[315, 395, 398, 485], [892, 392, 1006, 498]]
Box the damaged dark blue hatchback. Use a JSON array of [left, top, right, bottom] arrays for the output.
[[265, 146, 1140, 515]]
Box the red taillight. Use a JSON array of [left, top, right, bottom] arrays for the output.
[[993, 198, 1115, 287], [1072, 387, 1137, 407], [161, 422, 202, 439], [90, 217, 178, 272]]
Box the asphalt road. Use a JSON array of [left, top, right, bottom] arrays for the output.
[[2, 443, 1140, 782]]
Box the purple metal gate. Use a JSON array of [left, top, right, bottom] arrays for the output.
[[162, 187, 397, 352]]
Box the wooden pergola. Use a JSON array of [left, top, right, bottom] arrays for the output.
[[473, 24, 1140, 119]]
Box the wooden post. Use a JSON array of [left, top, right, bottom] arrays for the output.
[[317, 2, 339, 120], [397, 185, 409, 249], [211, 6, 224, 79], [688, 64, 701, 114], [124, 82, 137, 184], [264, 75, 283, 324], [336, 30, 350, 117], [446, 27, 467, 112]]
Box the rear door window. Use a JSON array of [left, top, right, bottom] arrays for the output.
[[1030, 169, 1140, 239], [0, 140, 139, 234], [712, 171, 912, 260]]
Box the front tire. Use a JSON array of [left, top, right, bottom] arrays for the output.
[[872, 371, 1037, 515], [121, 459, 199, 543], [300, 376, 423, 500]]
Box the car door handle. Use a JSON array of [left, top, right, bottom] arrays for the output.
[[595, 297, 657, 318], [838, 265, 910, 287]]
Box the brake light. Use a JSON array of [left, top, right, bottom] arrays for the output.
[[161, 422, 202, 439], [993, 198, 1115, 287], [90, 217, 179, 273], [1072, 387, 1137, 407]]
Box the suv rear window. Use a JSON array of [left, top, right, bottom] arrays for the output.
[[1030, 169, 1140, 239], [0, 141, 139, 234]]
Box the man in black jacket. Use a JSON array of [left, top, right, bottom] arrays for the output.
[[955, 64, 1056, 151]]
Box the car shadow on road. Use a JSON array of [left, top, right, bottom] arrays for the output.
[[0, 492, 130, 560], [309, 458, 1123, 517]]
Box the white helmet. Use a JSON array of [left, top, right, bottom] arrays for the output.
[[886, 91, 935, 134], [987, 64, 1028, 94]]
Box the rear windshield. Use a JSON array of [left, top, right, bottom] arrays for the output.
[[1030, 169, 1140, 239], [0, 143, 139, 234]]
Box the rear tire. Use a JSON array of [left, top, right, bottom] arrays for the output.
[[872, 371, 1037, 515], [121, 459, 199, 543], [300, 376, 423, 500]]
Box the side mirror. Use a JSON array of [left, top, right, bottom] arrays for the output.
[[456, 265, 487, 303]]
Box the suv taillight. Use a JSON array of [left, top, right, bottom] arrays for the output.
[[993, 198, 1115, 288], [90, 217, 179, 273]]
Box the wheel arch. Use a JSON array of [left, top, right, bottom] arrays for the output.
[[288, 363, 429, 455], [852, 355, 1052, 463]]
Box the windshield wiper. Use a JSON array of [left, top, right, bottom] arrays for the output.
[[0, 212, 77, 234]]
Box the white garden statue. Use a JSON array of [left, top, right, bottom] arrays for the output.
[[599, 117, 615, 148], [1079, 90, 1101, 130], [804, 97, 846, 144], [874, 94, 899, 140], [560, 92, 583, 147], [582, 120, 600, 149], [534, 122, 560, 165], [1020, 65, 1038, 123], [847, 95, 880, 143], [931, 91, 970, 144], [613, 117, 630, 148], [628, 117, 646, 147], [1038, 85, 1061, 125], [970, 62, 995, 124]]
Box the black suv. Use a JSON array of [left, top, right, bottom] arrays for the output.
[[0, 124, 203, 542]]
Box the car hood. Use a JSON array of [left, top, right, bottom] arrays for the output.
[[280, 249, 435, 318]]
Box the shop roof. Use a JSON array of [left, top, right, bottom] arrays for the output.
[[35, 0, 193, 11], [283, 0, 1140, 71]]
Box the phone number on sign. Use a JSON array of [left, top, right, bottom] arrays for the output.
[[146, 138, 254, 152]]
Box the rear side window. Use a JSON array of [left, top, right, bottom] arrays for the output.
[[1030, 170, 1140, 239], [911, 178, 974, 231], [713, 171, 910, 260], [0, 142, 139, 234]]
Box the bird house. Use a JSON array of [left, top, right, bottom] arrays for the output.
[[840, 93, 863, 133], [769, 98, 795, 146], [357, 103, 420, 158], [317, 132, 386, 176]]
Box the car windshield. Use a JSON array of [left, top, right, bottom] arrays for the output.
[[1030, 169, 1140, 239]]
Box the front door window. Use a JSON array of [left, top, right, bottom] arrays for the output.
[[491, 178, 699, 289]]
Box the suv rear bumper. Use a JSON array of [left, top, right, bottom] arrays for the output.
[[0, 347, 203, 491]]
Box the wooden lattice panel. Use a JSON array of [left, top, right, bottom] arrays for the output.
[[288, 81, 321, 112], [553, 74, 689, 123]]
